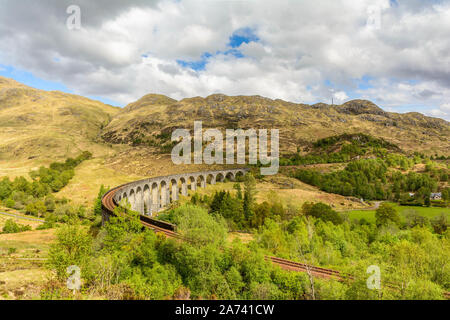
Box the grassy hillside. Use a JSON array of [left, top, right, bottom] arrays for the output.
[[0, 77, 120, 164]]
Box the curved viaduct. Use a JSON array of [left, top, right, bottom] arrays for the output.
[[103, 168, 249, 219]]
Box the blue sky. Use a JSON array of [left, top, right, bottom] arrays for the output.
[[176, 28, 258, 71]]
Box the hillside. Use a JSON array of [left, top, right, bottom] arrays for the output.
[[0, 76, 120, 165], [102, 94, 450, 156]]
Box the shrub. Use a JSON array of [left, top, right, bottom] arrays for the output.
[[302, 202, 343, 225], [4, 198, 15, 208], [431, 213, 448, 235], [172, 204, 227, 247], [375, 203, 400, 227], [2, 219, 31, 234], [47, 223, 93, 281]]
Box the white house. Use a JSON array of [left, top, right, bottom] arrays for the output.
[[430, 193, 442, 200]]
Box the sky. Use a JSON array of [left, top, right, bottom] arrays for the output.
[[0, 0, 449, 120]]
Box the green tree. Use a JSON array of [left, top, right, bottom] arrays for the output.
[[243, 173, 257, 225], [25, 201, 47, 217], [233, 183, 243, 200], [44, 196, 56, 212], [375, 203, 400, 227], [431, 213, 448, 234], [2, 219, 31, 233], [94, 185, 108, 216], [47, 223, 93, 281], [302, 202, 343, 225], [253, 201, 271, 227], [4, 198, 15, 208], [173, 204, 227, 248], [102, 204, 143, 252], [0, 177, 12, 200]]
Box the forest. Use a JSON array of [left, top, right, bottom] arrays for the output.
[[41, 197, 449, 300]]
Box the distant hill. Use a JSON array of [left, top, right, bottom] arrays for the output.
[[0, 76, 120, 162], [102, 93, 450, 156]]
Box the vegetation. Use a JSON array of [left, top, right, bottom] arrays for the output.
[[0, 152, 92, 220], [280, 133, 401, 166], [301, 202, 343, 225], [41, 196, 450, 300], [292, 158, 448, 204], [2, 219, 31, 234], [375, 203, 400, 227], [43, 205, 314, 300]]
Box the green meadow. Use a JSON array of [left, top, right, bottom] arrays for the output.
[[345, 203, 449, 223]]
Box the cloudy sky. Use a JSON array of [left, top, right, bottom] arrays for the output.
[[0, 0, 449, 120]]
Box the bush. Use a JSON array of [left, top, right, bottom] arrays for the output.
[[4, 198, 15, 208], [25, 201, 47, 217], [302, 202, 343, 225], [375, 203, 400, 227], [2, 219, 31, 234], [47, 223, 93, 281], [172, 204, 227, 247], [431, 213, 448, 235]]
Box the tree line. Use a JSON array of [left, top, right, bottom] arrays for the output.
[[0, 151, 92, 222]]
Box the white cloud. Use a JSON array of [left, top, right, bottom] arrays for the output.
[[428, 103, 450, 120], [333, 91, 349, 104], [0, 0, 448, 121]]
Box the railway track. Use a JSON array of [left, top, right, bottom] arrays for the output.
[[102, 184, 450, 299]]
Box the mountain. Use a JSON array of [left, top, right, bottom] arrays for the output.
[[0, 76, 120, 162], [1, 76, 448, 167], [102, 94, 450, 155]]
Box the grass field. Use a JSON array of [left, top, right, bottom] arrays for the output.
[[345, 203, 449, 223], [175, 174, 368, 211], [0, 228, 55, 300]]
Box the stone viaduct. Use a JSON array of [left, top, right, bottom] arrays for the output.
[[114, 168, 249, 216]]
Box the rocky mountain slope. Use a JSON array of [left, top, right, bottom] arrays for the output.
[[102, 93, 450, 155]]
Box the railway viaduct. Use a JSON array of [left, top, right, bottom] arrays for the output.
[[110, 168, 249, 216]]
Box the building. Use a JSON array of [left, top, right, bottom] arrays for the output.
[[430, 193, 442, 200]]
